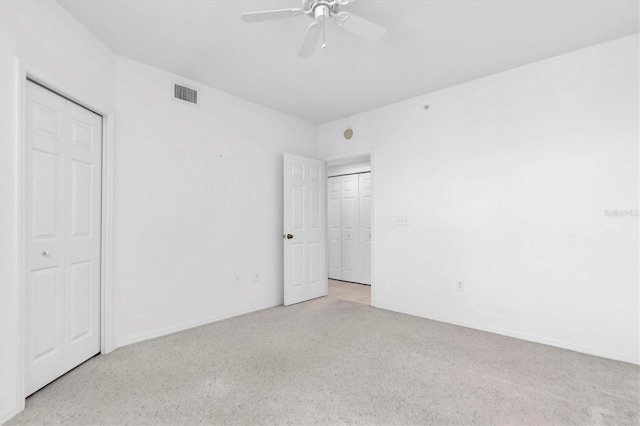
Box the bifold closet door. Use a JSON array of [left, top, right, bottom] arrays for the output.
[[327, 177, 342, 279], [25, 81, 102, 396], [328, 173, 371, 284], [359, 173, 372, 285], [340, 174, 360, 282]]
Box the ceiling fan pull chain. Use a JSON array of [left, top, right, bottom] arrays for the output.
[[322, 13, 326, 48]]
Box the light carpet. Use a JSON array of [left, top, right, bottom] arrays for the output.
[[8, 297, 639, 425]]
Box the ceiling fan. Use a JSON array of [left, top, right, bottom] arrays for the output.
[[241, 0, 387, 57]]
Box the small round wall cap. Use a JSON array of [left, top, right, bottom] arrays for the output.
[[344, 128, 353, 139]]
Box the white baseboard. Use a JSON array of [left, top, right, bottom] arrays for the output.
[[1, 404, 22, 425], [375, 301, 639, 365], [114, 302, 280, 349]]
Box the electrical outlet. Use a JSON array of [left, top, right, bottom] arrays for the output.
[[254, 272, 259, 282], [456, 281, 464, 291], [234, 275, 240, 285]]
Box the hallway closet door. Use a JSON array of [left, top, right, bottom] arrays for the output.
[[341, 174, 359, 282], [25, 81, 102, 396], [328, 178, 342, 279], [327, 172, 371, 285], [358, 173, 372, 285]]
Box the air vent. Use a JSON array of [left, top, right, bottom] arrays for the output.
[[174, 84, 198, 105]]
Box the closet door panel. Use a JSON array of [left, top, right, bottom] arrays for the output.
[[359, 173, 372, 285], [341, 174, 359, 282], [327, 177, 342, 279]]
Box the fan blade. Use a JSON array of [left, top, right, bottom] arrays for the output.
[[241, 8, 303, 23], [340, 12, 386, 41], [297, 21, 321, 57]]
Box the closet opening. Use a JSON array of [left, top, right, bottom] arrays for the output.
[[326, 154, 373, 306]]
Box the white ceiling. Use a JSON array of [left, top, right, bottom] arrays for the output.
[[57, 0, 639, 124]]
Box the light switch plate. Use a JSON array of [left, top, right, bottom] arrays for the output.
[[396, 215, 409, 225]]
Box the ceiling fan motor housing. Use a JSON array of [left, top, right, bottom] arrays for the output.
[[315, 5, 330, 19], [304, 0, 341, 17]]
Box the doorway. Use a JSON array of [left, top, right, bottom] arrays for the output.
[[327, 279, 371, 305], [24, 79, 103, 396], [325, 155, 373, 306]]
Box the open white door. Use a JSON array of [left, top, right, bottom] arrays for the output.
[[283, 153, 327, 306]]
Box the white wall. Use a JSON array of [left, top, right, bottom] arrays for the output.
[[1, 3, 316, 421], [112, 57, 316, 347], [0, 1, 116, 421], [318, 34, 639, 364]]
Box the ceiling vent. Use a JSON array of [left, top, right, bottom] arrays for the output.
[[173, 83, 198, 105]]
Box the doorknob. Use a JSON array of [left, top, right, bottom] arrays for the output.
[[283, 233, 294, 240], [42, 250, 51, 257]]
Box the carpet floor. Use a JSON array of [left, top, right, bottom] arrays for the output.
[[8, 297, 639, 425]]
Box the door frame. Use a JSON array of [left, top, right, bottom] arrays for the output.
[[324, 151, 376, 306], [15, 59, 116, 405]]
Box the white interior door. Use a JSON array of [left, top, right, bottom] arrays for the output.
[[327, 176, 342, 279], [25, 81, 102, 396], [283, 153, 326, 306], [341, 174, 359, 282], [359, 173, 372, 285]]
